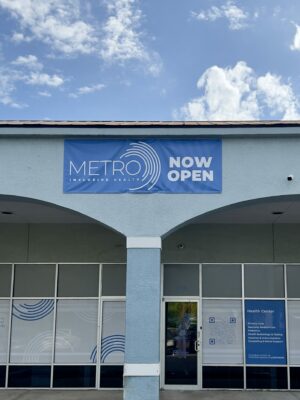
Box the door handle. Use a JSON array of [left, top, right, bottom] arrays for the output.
[[194, 338, 201, 352]]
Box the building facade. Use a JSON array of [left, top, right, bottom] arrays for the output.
[[0, 121, 300, 399]]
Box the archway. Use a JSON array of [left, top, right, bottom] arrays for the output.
[[0, 194, 126, 263], [160, 195, 300, 391], [162, 194, 300, 263], [0, 195, 126, 390]]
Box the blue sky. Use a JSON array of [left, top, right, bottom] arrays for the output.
[[0, 0, 300, 121]]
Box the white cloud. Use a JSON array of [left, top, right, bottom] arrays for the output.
[[257, 73, 300, 120], [11, 32, 32, 43], [193, 6, 223, 23], [101, 0, 146, 61], [290, 24, 300, 51], [101, 0, 162, 75], [2, 0, 162, 75], [192, 1, 249, 30], [175, 61, 300, 121], [38, 91, 52, 97], [78, 84, 106, 94], [69, 83, 106, 98], [0, 68, 26, 108], [0, 53, 64, 107], [0, 0, 98, 55], [12, 55, 64, 87], [12, 55, 43, 70], [26, 72, 64, 87]]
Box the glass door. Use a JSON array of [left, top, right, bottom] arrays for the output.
[[164, 301, 201, 388]]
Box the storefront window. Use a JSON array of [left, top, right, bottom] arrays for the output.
[[202, 264, 241, 297], [164, 264, 199, 296], [202, 299, 243, 364], [288, 301, 300, 364], [55, 300, 98, 364], [58, 264, 99, 297], [14, 264, 55, 297], [164, 263, 291, 390], [244, 264, 284, 298], [0, 263, 126, 388], [287, 265, 300, 298], [102, 264, 126, 296], [10, 299, 54, 363]]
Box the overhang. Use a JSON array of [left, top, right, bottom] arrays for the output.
[[0, 120, 300, 138]]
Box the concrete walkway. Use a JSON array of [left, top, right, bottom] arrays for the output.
[[161, 391, 300, 399], [1, 391, 300, 400], [0, 391, 119, 400]]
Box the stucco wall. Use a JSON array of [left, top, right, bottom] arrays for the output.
[[0, 135, 300, 236]]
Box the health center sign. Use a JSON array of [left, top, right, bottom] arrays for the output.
[[63, 139, 222, 193], [245, 300, 287, 365]]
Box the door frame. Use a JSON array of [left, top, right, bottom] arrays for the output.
[[161, 263, 203, 390]]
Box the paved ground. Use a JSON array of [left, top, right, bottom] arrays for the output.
[[1, 391, 300, 400], [161, 391, 300, 399], [0, 391, 120, 400]]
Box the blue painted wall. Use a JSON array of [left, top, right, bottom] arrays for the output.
[[0, 130, 299, 236]]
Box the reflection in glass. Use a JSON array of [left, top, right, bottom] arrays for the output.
[[165, 302, 197, 385]]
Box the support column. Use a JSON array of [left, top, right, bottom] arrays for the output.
[[124, 237, 161, 400]]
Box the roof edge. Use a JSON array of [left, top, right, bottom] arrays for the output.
[[0, 120, 300, 128]]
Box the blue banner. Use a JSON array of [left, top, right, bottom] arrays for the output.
[[245, 300, 287, 365], [63, 139, 222, 193]]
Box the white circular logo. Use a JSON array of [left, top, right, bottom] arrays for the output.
[[120, 141, 161, 191]]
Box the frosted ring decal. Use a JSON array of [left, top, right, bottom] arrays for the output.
[[23, 331, 53, 363], [12, 300, 54, 321], [90, 345, 97, 363], [73, 309, 98, 324], [100, 334, 125, 362], [90, 336, 126, 363], [120, 141, 161, 191]]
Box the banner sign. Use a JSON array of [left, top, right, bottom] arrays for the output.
[[63, 139, 222, 193], [245, 300, 287, 365]]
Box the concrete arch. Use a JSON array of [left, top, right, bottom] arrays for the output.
[[0, 194, 125, 237], [162, 194, 300, 239], [0, 194, 126, 263]]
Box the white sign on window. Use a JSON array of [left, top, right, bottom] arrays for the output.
[[288, 301, 300, 364], [203, 299, 243, 364], [55, 300, 98, 364], [0, 300, 9, 363], [10, 299, 54, 363], [101, 302, 125, 364]]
